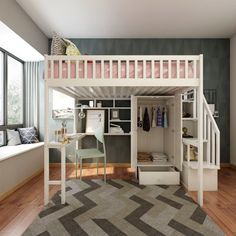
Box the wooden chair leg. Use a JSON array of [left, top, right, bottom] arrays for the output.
[[80, 158, 82, 180], [75, 155, 78, 179], [104, 156, 106, 183]]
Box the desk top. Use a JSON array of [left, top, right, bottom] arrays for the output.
[[46, 133, 86, 148]]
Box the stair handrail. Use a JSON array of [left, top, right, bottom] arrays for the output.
[[203, 96, 220, 168]]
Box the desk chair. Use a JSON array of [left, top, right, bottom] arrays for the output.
[[75, 127, 106, 182]]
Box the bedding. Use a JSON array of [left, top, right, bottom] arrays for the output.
[[7, 129, 21, 146], [18, 127, 39, 144], [48, 60, 195, 79]]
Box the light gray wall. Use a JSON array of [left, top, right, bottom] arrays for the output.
[[230, 35, 236, 165], [0, 0, 48, 55]]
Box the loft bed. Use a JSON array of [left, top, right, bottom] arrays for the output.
[[44, 54, 207, 207]]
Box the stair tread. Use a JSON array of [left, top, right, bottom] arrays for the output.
[[183, 161, 220, 170], [182, 138, 208, 146]]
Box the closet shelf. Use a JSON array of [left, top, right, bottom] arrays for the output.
[[182, 99, 194, 103], [137, 161, 174, 167], [110, 120, 131, 122], [182, 118, 198, 121], [74, 107, 131, 110]]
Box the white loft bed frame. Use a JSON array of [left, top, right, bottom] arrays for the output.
[[44, 54, 205, 206]]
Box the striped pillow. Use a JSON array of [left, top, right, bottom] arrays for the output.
[[51, 32, 66, 55]]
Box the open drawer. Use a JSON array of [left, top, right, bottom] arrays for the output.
[[138, 166, 180, 185]]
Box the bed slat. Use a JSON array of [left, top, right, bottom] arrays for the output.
[[151, 60, 155, 79], [185, 60, 189, 79], [126, 60, 129, 79], [160, 60, 163, 79], [118, 60, 121, 79]]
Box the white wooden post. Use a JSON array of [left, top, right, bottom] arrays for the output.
[[131, 95, 138, 175], [44, 81, 49, 205], [61, 146, 66, 204], [197, 54, 204, 206]]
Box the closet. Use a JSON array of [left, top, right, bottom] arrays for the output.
[[131, 95, 182, 185]]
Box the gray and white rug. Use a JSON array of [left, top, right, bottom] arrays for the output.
[[23, 179, 224, 236]]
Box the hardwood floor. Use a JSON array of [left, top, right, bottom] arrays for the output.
[[0, 166, 235, 236], [0, 166, 134, 236], [189, 167, 236, 236]]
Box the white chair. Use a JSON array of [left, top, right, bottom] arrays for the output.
[[75, 126, 106, 182]]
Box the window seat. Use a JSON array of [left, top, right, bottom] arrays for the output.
[[0, 142, 44, 201], [0, 142, 44, 162]]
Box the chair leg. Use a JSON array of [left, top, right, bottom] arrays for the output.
[[96, 158, 98, 176], [75, 155, 78, 179], [80, 158, 82, 180], [104, 156, 106, 183]]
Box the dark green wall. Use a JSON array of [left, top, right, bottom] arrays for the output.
[[49, 38, 230, 163]]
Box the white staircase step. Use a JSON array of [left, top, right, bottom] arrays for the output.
[[183, 161, 220, 170], [182, 138, 208, 147]]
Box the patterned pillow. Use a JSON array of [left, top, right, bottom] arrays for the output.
[[7, 129, 21, 146], [51, 32, 66, 55], [63, 38, 81, 56], [18, 127, 39, 144]]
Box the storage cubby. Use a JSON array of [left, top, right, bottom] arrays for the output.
[[76, 98, 131, 135]]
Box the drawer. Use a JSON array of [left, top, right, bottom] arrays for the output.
[[138, 166, 180, 185]]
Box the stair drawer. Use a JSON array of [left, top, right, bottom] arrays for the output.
[[138, 166, 180, 185]]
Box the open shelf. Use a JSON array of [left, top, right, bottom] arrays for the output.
[[137, 161, 174, 167], [110, 120, 131, 122], [182, 118, 198, 121]]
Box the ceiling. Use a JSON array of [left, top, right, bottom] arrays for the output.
[[16, 0, 236, 38]]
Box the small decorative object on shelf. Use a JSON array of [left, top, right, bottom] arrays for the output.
[[61, 120, 67, 135], [111, 109, 119, 120], [182, 127, 193, 138], [185, 145, 198, 161], [89, 100, 94, 107], [97, 101, 102, 107], [54, 130, 59, 142]]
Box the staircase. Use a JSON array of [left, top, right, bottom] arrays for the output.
[[181, 91, 220, 191]]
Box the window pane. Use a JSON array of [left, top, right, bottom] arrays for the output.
[[7, 56, 23, 124], [0, 52, 3, 125]]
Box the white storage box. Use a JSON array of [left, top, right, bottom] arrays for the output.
[[139, 166, 180, 185]]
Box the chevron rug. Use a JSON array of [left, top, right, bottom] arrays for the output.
[[23, 179, 224, 236]]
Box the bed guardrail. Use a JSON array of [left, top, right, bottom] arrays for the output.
[[44, 55, 201, 81]]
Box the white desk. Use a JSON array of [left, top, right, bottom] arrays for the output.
[[44, 133, 86, 205]]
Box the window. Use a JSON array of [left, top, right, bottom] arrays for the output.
[[0, 48, 24, 145], [0, 52, 3, 125], [52, 90, 74, 119], [7, 56, 23, 124]]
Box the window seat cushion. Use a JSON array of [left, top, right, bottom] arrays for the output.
[[0, 142, 44, 162]]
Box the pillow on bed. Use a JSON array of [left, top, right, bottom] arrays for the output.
[[7, 129, 21, 146], [18, 127, 39, 144], [51, 32, 67, 55], [63, 38, 81, 56]]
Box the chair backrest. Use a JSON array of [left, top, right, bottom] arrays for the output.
[[94, 126, 106, 156], [94, 126, 104, 144]]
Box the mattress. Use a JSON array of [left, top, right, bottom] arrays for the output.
[[48, 61, 195, 79]]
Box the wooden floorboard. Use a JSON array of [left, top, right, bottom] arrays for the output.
[[189, 167, 236, 236], [0, 166, 236, 235]]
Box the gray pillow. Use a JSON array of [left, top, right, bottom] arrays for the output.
[[7, 129, 21, 146], [51, 32, 66, 55], [18, 127, 39, 144]]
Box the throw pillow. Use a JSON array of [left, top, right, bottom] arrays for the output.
[[7, 129, 21, 146], [18, 127, 39, 144], [51, 32, 67, 55], [63, 38, 81, 56]]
